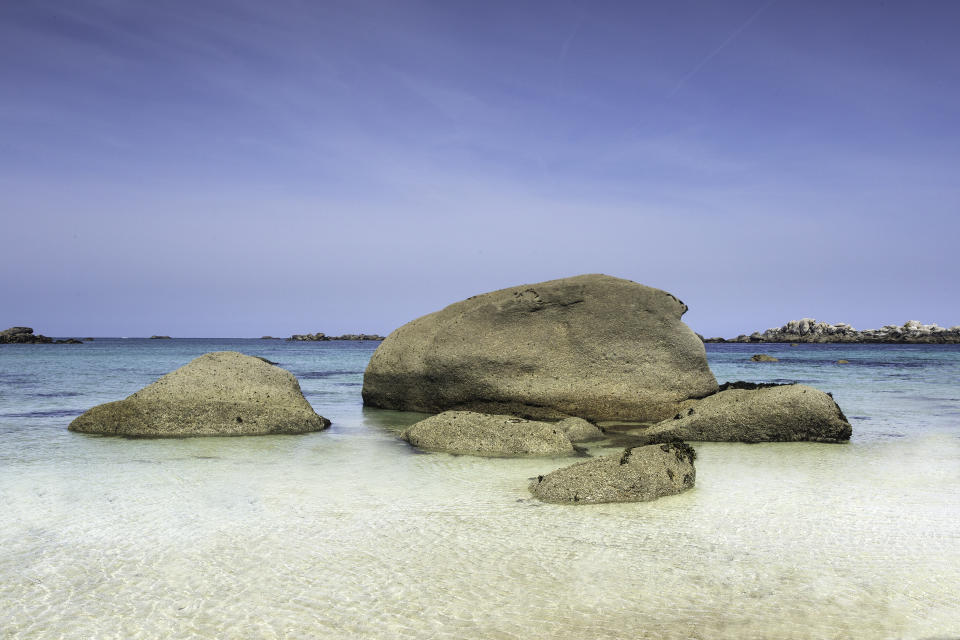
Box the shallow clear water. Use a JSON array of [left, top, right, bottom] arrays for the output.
[[2, 340, 959, 639]]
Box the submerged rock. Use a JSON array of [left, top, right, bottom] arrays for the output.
[[529, 442, 696, 504], [750, 354, 779, 362], [556, 417, 604, 442], [400, 410, 575, 457], [69, 351, 329, 437], [363, 274, 717, 421], [631, 383, 852, 444]]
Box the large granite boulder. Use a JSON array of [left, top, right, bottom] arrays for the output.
[[69, 351, 330, 437], [529, 442, 696, 504], [631, 382, 852, 444], [363, 274, 717, 421], [400, 410, 575, 457]]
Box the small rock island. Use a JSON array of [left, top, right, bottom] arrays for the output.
[[1, 327, 82, 344], [704, 318, 960, 343], [287, 332, 385, 341]]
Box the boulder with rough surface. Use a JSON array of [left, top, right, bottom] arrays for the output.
[[556, 417, 604, 442], [529, 442, 696, 504], [363, 274, 718, 421], [631, 383, 852, 444], [400, 410, 575, 457], [69, 351, 329, 437]]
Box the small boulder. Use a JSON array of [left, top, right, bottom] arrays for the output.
[[556, 417, 604, 442], [837, 359, 850, 364], [400, 410, 575, 457], [750, 354, 779, 362], [632, 383, 852, 444], [529, 442, 696, 504], [69, 351, 330, 437]]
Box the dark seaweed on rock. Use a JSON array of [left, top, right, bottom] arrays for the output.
[[717, 381, 791, 392]]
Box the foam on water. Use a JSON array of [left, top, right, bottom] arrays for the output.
[[2, 340, 959, 638]]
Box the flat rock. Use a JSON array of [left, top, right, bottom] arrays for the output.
[[400, 410, 575, 457], [750, 354, 779, 362], [363, 274, 717, 421], [529, 442, 696, 504], [631, 383, 852, 444], [69, 351, 330, 437]]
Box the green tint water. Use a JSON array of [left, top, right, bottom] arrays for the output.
[[1, 340, 959, 638]]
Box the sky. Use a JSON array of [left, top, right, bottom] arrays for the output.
[[2, 0, 958, 337]]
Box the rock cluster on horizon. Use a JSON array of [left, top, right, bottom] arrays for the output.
[[69, 351, 330, 437], [363, 274, 718, 422], [287, 332, 385, 341], [1, 327, 82, 344], [704, 318, 960, 343]]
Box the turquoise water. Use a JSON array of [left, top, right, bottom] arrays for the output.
[[2, 340, 959, 639]]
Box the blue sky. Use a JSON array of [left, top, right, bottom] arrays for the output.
[[2, 0, 958, 337]]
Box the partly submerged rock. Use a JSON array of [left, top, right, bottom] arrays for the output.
[[750, 354, 779, 362], [69, 351, 329, 437], [400, 410, 575, 457], [837, 359, 850, 364], [556, 417, 604, 442], [529, 442, 696, 504], [363, 274, 718, 421], [631, 383, 852, 444]]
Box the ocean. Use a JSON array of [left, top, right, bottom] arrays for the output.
[[2, 339, 959, 639]]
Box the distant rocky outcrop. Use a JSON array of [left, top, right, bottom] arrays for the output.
[[260, 336, 280, 340], [288, 332, 385, 341], [149, 335, 172, 340], [629, 383, 852, 444], [1, 327, 83, 344], [363, 274, 718, 422], [400, 410, 575, 457], [1, 327, 53, 343], [704, 318, 960, 343], [69, 351, 330, 437], [529, 442, 696, 504]]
